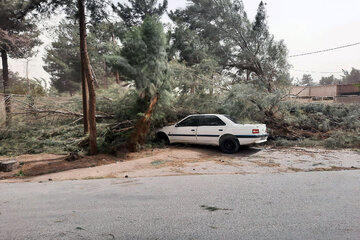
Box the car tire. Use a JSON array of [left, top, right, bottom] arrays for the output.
[[220, 136, 240, 154], [156, 132, 170, 145]]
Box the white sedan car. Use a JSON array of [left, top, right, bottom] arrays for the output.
[[156, 114, 268, 153]]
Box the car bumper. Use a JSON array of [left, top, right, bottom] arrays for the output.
[[236, 134, 269, 145], [255, 138, 268, 144]]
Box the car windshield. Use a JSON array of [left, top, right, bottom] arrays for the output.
[[224, 115, 240, 124]]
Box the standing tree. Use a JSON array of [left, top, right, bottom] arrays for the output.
[[111, 0, 168, 86], [44, 21, 82, 96], [0, 1, 41, 125], [88, 21, 124, 87], [44, 20, 118, 94], [301, 74, 314, 86], [341, 68, 360, 84], [25, 0, 109, 154], [319, 75, 340, 86], [112, 0, 168, 28], [107, 16, 169, 151], [78, 0, 97, 154], [170, 0, 290, 91]]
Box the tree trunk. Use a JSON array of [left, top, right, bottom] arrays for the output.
[[126, 93, 159, 152], [0, 159, 18, 172], [111, 31, 121, 85], [78, 0, 97, 155], [26, 58, 30, 95], [90, 65, 100, 89], [1, 49, 11, 125], [81, 66, 89, 133], [103, 59, 108, 89], [115, 70, 121, 85]]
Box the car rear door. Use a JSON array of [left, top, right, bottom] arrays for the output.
[[169, 116, 199, 143], [196, 115, 226, 145]]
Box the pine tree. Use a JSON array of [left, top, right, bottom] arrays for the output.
[[0, 1, 41, 125], [170, 0, 290, 92], [301, 74, 314, 86], [108, 16, 169, 151], [25, 0, 109, 155], [112, 0, 168, 28], [342, 68, 360, 84]]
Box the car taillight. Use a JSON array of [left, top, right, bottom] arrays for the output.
[[252, 129, 259, 134]]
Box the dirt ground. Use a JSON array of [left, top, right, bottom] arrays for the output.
[[1, 145, 359, 183]]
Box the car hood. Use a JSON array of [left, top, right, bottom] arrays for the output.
[[158, 125, 174, 132]]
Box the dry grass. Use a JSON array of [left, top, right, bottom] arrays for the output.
[[308, 166, 359, 172], [252, 160, 281, 168]]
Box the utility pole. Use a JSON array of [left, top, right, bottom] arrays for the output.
[[26, 58, 30, 94]]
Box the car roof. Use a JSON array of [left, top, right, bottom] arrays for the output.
[[188, 114, 225, 117]]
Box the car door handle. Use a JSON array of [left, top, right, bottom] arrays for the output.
[[191, 129, 195, 132], [218, 129, 223, 131]]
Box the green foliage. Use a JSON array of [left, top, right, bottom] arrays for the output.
[[23, 0, 108, 22], [0, 118, 82, 156], [223, 83, 285, 123], [319, 75, 341, 86], [309, 68, 360, 86], [0, 0, 41, 59], [324, 131, 360, 148], [44, 20, 120, 95], [112, 0, 168, 27], [0, 69, 46, 95], [342, 68, 360, 84], [300, 74, 314, 86], [2, 83, 359, 157], [170, 0, 291, 91], [169, 60, 222, 96], [107, 16, 169, 101], [169, 25, 212, 66], [9, 80, 46, 96], [43, 21, 82, 95], [2, 0, 359, 157]]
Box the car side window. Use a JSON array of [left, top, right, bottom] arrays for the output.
[[199, 116, 226, 126], [176, 116, 200, 127]]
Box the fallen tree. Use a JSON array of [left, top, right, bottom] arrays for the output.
[[1, 94, 114, 119], [107, 16, 169, 152]]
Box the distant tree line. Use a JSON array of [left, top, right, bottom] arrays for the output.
[[297, 68, 360, 86]]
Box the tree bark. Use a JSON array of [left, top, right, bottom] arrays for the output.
[[81, 64, 89, 133], [111, 31, 121, 85], [115, 70, 120, 85], [190, 85, 195, 94], [26, 58, 30, 95], [0, 159, 18, 172], [78, 0, 97, 155], [1, 49, 11, 125], [103, 59, 108, 89], [126, 93, 159, 152]]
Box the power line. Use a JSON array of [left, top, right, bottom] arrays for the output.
[[289, 42, 360, 58], [292, 69, 342, 74]]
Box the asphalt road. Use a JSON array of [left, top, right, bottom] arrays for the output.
[[1, 171, 360, 240]]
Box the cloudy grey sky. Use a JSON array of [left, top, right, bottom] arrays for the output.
[[6, 0, 360, 83]]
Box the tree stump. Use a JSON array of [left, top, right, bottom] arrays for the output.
[[65, 152, 80, 162], [0, 159, 18, 172]]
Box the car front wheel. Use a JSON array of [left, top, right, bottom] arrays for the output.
[[220, 136, 240, 154], [156, 132, 170, 145]]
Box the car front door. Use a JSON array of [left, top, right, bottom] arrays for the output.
[[196, 115, 226, 144], [169, 116, 200, 143]]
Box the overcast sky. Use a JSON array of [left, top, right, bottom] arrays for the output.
[[6, 0, 360, 83]]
